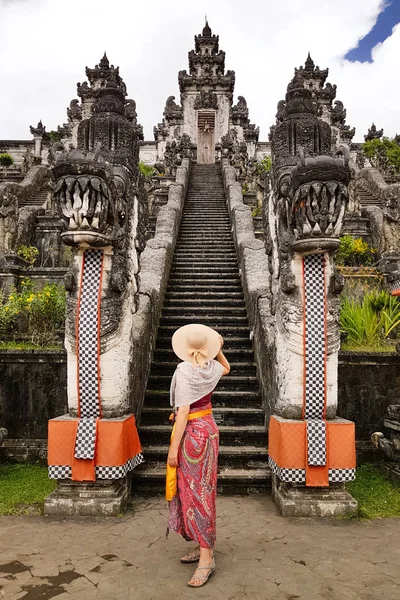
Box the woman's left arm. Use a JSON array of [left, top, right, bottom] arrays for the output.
[[168, 405, 190, 467]]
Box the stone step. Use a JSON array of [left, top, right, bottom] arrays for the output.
[[163, 298, 245, 306], [150, 361, 257, 376], [165, 291, 244, 298], [153, 347, 254, 360], [145, 390, 261, 408], [139, 425, 267, 447], [159, 317, 249, 328], [156, 329, 251, 342], [147, 374, 258, 391], [139, 445, 269, 469], [141, 406, 265, 426], [162, 308, 247, 318], [132, 466, 271, 495]]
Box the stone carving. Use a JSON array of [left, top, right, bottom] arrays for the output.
[[0, 428, 7, 443], [364, 123, 383, 141], [266, 59, 357, 515], [163, 140, 182, 176], [357, 168, 400, 253], [20, 146, 34, 176], [0, 188, 18, 252], [372, 405, 400, 466], [30, 120, 46, 137], [194, 90, 218, 110], [52, 55, 145, 353], [163, 96, 183, 123], [67, 99, 82, 122]]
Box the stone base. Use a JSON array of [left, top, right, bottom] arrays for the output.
[[271, 474, 358, 517], [44, 476, 130, 516], [380, 462, 400, 485]]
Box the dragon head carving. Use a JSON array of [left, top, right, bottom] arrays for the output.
[[52, 146, 131, 247]]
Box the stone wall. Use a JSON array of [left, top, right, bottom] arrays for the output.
[[0, 350, 67, 439], [0, 346, 398, 461], [338, 352, 400, 440]]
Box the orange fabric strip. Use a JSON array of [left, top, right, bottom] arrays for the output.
[[306, 464, 329, 487]]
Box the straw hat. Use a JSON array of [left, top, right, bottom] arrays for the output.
[[172, 323, 221, 368]]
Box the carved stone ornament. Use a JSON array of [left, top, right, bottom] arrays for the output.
[[194, 90, 218, 110], [364, 122, 384, 141], [30, 120, 46, 137], [67, 99, 82, 122]]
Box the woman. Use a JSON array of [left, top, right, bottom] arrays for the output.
[[166, 323, 230, 588]]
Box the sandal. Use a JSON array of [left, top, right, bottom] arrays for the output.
[[187, 556, 215, 588], [180, 546, 200, 563]]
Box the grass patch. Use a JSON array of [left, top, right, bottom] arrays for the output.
[[347, 463, 400, 519], [0, 341, 62, 350], [0, 463, 56, 515], [341, 341, 397, 353]]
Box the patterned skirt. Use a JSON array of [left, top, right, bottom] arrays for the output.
[[167, 409, 219, 548]]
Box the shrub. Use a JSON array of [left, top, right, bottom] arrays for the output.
[[0, 279, 66, 346], [335, 235, 376, 267], [17, 245, 39, 267], [254, 156, 271, 178], [0, 153, 14, 169], [139, 161, 156, 179]]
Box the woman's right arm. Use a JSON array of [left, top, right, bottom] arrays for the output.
[[217, 336, 230, 376]]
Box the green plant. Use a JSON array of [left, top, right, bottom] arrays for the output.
[[362, 137, 400, 175], [254, 156, 271, 178], [340, 297, 380, 346], [335, 235, 376, 267], [242, 183, 248, 194], [0, 279, 66, 346], [252, 205, 262, 218], [139, 161, 156, 179], [340, 289, 400, 348], [17, 245, 39, 266], [0, 153, 14, 169]]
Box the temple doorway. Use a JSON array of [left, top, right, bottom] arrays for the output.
[[197, 111, 215, 164]]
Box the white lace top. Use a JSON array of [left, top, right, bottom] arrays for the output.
[[170, 360, 224, 409]]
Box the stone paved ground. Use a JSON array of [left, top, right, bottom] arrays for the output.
[[0, 496, 399, 600]]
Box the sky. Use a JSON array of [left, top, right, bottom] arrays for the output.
[[0, 0, 399, 143]]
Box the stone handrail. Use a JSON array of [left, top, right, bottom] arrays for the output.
[[0, 165, 50, 205], [356, 167, 400, 205], [220, 157, 272, 412], [130, 158, 190, 420]]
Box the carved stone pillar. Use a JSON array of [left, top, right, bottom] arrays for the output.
[[266, 72, 357, 517], [45, 56, 144, 516]]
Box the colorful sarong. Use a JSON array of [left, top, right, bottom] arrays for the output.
[[167, 404, 219, 549]]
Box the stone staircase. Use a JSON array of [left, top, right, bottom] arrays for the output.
[[19, 188, 48, 207], [134, 164, 270, 495], [355, 183, 382, 208]]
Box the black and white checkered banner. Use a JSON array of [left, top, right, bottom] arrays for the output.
[[75, 249, 104, 458], [303, 254, 327, 467]]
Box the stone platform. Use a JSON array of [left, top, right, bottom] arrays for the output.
[[0, 496, 399, 600]]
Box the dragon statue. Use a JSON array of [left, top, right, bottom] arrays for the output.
[[46, 55, 145, 515], [266, 71, 357, 515]]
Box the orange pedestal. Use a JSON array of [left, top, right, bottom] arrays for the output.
[[268, 416, 356, 486], [48, 414, 143, 481]]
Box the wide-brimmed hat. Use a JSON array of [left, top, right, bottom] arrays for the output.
[[172, 323, 221, 368]]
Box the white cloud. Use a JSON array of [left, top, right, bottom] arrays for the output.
[[0, 0, 398, 142]]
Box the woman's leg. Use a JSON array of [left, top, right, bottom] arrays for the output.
[[188, 546, 215, 587]]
